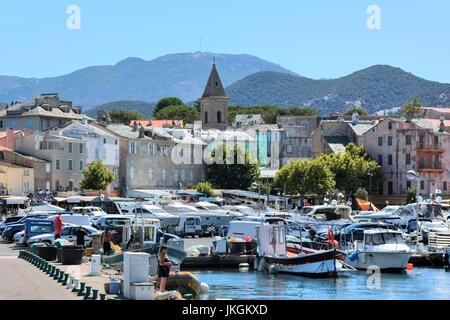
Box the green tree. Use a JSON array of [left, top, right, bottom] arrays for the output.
[[109, 109, 144, 125], [405, 188, 417, 204], [206, 142, 260, 190], [316, 143, 382, 197], [196, 182, 213, 197], [273, 159, 334, 197], [344, 107, 368, 116], [79, 159, 115, 191], [355, 187, 369, 200], [154, 97, 183, 115], [402, 98, 422, 121], [153, 105, 200, 124]]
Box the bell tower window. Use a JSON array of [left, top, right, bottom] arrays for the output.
[[217, 111, 222, 123], [204, 111, 208, 123]]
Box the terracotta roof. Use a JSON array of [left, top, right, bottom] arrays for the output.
[[129, 119, 184, 128], [422, 107, 450, 114]]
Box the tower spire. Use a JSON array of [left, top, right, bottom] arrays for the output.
[[201, 62, 227, 98]]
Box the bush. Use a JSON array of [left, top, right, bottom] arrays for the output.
[[405, 188, 417, 204], [355, 188, 369, 200], [196, 182, 213, 197]]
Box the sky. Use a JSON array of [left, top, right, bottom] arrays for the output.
[[0, 0, 449, 82]]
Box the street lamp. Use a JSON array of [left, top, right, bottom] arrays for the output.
[[367, 172, 373, 202], [406, 170, 421, 251]]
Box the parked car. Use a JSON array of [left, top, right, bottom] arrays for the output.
[[2, 223, 26, 242], [14, 230, 26, 246], [27, 224, 99, 247], [24, 218, 55, 243], [0, 216, 26, 234]]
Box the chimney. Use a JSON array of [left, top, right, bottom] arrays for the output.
[[352, 113, 359, 125], [132, 122, 139, 132], [439, 116, 445, 133], [138, 126, 145, 139], [5, 128, 15, 151]]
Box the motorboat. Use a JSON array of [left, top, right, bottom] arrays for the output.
[[119, 203, 179, 229], [340, 226, 412, 271], [257, 224, 350, 278]]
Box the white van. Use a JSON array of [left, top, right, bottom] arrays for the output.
[[47, 214, 91, 226], [174, 216, 202, 237]]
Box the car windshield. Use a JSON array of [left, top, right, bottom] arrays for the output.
[[30, 225, 53, 234]]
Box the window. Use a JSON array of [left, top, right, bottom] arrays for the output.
[[378, 137, 383, 146], [56, 180, 60, 191], [406, 135, 411, 145], [129, 167, 135, 179], [161, 168, 167, 181], [148, 168, 153, 180], [189, 170, 194, 181], [378, 182, 384, 195], [148, 144, 155, 155], [204, 111, 208, 123], [407, 181, 411, 190], [79, 160, 84, 171], [27, 119, 32, 128], [24, 170, 30, 177], [388, 136, 392, 146], [39, 141, 43, 150], [129, 142, 136, 154], [68, 142, 73, 153], [55, 159, 61, 171], [161, 146, 168, 156], [174, 169, 178, 181], [285, 131, 290, 138], [444, 182, 448, 191], [181, 169, 185, 182], [115, 150, 118, 161], [406, 153, 411, 165], [388, 122, 392, 130], [48, 142, 60, 150], [217, 111, 222, 123], [79, 143, 84, 154], [103, 138, 106, 144], [388, 181, 393, 195], [420, 180, 425, 190], [0, 121, 3, 128], [378, 155, 383, 165], [68, 159, 73, 171], [388, 154, 393, 165], [115, 139, 118, 145], [287, 145, 293, 153]]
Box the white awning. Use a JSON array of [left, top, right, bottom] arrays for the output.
[[5, 197, 27, 204]]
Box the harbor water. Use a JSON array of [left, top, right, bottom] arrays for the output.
[[192, 267, 450, 300]]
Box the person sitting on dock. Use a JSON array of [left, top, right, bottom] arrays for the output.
[[158, 245, 172, 292]]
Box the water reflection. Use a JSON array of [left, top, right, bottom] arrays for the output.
[[193, 268, 450, 300]]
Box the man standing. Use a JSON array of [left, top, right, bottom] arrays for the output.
[[75, 226, 88, 248]]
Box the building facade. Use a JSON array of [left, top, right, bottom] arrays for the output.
[[0, 162, 34, 196], [0, 93, 88, 132]]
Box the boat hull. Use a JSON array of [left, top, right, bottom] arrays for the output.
[[345, 252, 412, 271], [264, 250, 344, 278]]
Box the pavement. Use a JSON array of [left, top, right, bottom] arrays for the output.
[[0, 255, 80, 300]]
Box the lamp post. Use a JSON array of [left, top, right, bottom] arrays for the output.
[[367, 172, 373, 203], [406, 170, 420, 251]]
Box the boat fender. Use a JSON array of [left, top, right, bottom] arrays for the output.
[[349, 252, 358, 261], [239, 263, 250, 268], [200, 282, 209, 294], [257, 257, 266, 272], [268, 265, 278, 274]]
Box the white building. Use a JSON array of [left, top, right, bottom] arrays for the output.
[[50, 120, 120, 188]]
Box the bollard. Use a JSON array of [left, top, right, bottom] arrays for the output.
[[99, 293, 106, 300], [53, 269, 60, 280], [72, 279, 80, 293], [58, 271, 65, 283], [77, 282, 86, 296], [91, 289, 99, 301], [83, 286, 92, 300], [67, 276, 74, 289], [62, 273, 69, 286]]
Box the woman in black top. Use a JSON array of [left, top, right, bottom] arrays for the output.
[[158, 245, 172, 292]]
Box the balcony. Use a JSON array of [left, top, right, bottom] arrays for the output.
[[418, 161, 444, 173], [417, 141, 444, 153]]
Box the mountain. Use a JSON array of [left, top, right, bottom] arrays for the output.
[[226, 65, 450, 115], [86, 100, 156, 118], [0, 52, 296, 110]]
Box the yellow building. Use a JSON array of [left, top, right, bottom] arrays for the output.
[[0, 162, 34, 196]]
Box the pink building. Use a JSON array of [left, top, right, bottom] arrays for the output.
[[363, 118, 450, 197]]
